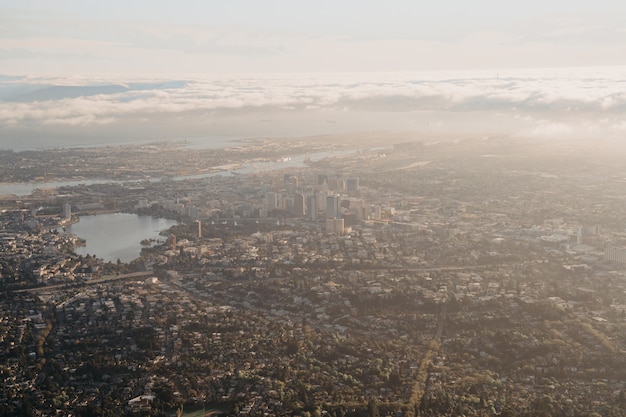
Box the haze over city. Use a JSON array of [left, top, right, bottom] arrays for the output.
[[4, 2, 626, 417]]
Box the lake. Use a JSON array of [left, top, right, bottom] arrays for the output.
[[63, 213, 178, 263]]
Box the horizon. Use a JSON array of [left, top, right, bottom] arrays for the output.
[[6, 3, 626, 416], [3, 1, 626, 149], [2, 65, 626, 150], [4, 63, 626, 78]]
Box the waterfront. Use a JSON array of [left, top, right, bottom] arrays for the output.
[[64, 213, 178, 263], [0, 147, 357, 195], [0, 179, 114, 197]]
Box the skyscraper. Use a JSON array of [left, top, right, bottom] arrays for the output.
[[307, 195, 317, 221], [266, 192, 278, 211], [293, 192, 305, 216], [346, 177, 359, 191], [326, 195, 341, 219], [63, 202, 72, 220], [325, 218, 344, 236]]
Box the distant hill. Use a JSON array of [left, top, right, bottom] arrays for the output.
[[0, 75, 25, 81], [9, 85, 129, 101], [3, 80, 188, 102]]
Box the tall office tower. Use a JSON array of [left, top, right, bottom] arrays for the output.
[[346, 199, 364, 220], [284, 197, 294, 213], [285, 175, 299, 194], [342, 212, 357, 228], [186, 206, 200, 220], [266, 192, 278, 211], [279, 194, 289, 210], [293, 192, 306, 216], [325, 218, 345, 236], [346, 177, 360, 191], [316, 190, 328, 211], [283, 175, 299, 186], [326, 195, 341, 219], [307, 195, 317, 221], [370, 205, 382, 220], [63, 202, 72, 220], [196, 220, 202, 239], [328, 177, 345, 191], [317, 174, 327, 186]]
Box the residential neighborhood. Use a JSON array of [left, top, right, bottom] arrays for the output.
[[2, 136, 626, 416]]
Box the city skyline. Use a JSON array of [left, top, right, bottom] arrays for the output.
[[4, 3, 626, 415]]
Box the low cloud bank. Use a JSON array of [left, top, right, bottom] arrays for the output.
[[1, 68, 625, 143]]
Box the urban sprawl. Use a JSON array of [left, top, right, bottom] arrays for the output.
[[2, 135, 626, 417]]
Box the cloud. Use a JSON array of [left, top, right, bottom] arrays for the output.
[[515, 121, 576, 139], [1, 67, 625, 141]]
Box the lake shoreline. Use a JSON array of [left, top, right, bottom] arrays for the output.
[[63, 213, 179, 263]]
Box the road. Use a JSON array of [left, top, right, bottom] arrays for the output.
[[16, 271, 154, 294]]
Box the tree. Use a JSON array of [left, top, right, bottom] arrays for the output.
[[367, 397, 379, 417], [531, 395, 555, 417]]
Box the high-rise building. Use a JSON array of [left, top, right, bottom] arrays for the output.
[[346, 177, 360, 191], [371, 205, 382, 220], [328, 177, 346, 191], [342, 212, 357, 228], [266, 192, 278, 211], [293, 192, 305, 216], [316, 190, 328, 211], [284, 175, 299, 186], [63, 202, 72, 220], [284, 197, 294, 212], [185, 206, 200, 219], [285, 175, 299, 194], [307, 195, 317, 221], [346, 199, 364, 220], [326, 195, 341, 219], [325, 218, 344, 236]]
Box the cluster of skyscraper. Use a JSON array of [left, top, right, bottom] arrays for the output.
[[263, 174, 383, 236]]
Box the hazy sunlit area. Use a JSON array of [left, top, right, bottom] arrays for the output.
[[2, 2, 626, 417]]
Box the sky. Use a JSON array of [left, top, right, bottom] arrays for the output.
[[1, 1, 626, 149], [3, 0, 626, 74]]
